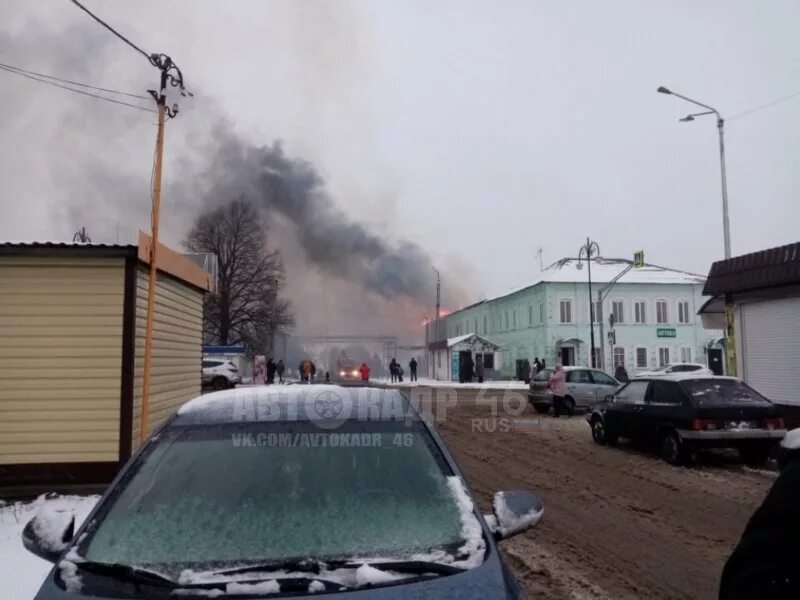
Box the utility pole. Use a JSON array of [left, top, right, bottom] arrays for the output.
[[577, 238, 600, 367], [433, 267, 441, 342], [140, 56, 189, 444]]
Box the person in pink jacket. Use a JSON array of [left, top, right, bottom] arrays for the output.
[[548, 363, 569, 417]]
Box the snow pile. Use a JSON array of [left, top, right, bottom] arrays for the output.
[[492, 491, 544, 539], [0, 494, 98, 600], [29, 503, 74, 554], [57, 559, 82, 593], [355, 563, 397, 586], [226, 580, 280, 595], [308, 579, 326, 593], [781, 428, 800, 450], [443, 476, 486, 569]]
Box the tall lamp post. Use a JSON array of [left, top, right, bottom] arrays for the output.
[[657, 86, 731, 259], [577, 238, 601, 367]]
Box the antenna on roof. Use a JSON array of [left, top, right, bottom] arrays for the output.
[[536, 247, 543, 271], [72, 226, 91, 243]]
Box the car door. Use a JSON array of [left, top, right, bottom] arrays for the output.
[[566, 369, 594, 408], [612, 380, 651, 439], [588, 370, 620, 407], [639, 380, 685, 441]]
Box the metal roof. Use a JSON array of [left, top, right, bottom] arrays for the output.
[[703, 242, 800, 296], [0, 241, 137, 257]]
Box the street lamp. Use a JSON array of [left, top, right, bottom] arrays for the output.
[[576, 238, 601, 367], [657, 86, 731, 259]]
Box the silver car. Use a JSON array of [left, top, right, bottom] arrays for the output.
[[528, 367, 620, 414]]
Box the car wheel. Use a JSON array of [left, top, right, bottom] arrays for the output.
[[739, 446, 771, 467], [661, 431, 687, 466], [564, 397, 576, 416], [533, 405, 550, 415], [212, 376, 229, 391], [591, 416, 618, 446]]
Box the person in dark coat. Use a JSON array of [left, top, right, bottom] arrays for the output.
[[719, 429, 800, 599], [475, 355, 485, 384], [614, 364, 629, 383], [266, 358, 276, 384], [276, 359, 285, 384], [409, 357, 418, 382], [389, 358, 398, 383]]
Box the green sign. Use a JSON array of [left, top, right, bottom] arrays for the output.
[[657, 328, 676, 338]]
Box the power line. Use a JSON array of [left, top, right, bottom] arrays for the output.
[[729, 90, 800, 121], [0, 64, 155, 113], [69, 0, 151, 61], [0, 61, 149, 100]]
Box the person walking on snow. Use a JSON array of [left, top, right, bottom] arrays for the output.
[[276, 359, 285, 384], [548, 363, 569, 417], [266, 358, 276, 384], [614, 363, 629, 383], [409, 357, 418, 382], [389, 358, 398, 383], [359, 362, 370, 381]]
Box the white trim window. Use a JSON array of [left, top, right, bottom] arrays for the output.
[[613, 346, 625, 367], [680, 346, 692, 362], [559, 299, 573, 324], [483, 315, 487, 334], [504, 311, 509, 330], [634, 300, 646, 324], [656, 300, 669, 324], [513, 310, 517, 328], [611, 300, 624, 324], [636, 347, 648, 368], [658, 347, 670, 367], [677, 300, 690, 324], [528, 305, 533, 326], [539, 302, 545, 324]]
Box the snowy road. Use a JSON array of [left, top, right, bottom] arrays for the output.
[[432, 387, 776, 600]]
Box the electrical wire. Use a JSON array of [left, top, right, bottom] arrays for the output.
[[69, 0, 151, 61], [0, 61, 149, 100], [0, 64, 155, 112], [728, 90, 800, 121]]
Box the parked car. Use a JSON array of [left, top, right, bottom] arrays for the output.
[[202, 358, 241, 390], [23, 386, 543, 599], [585, 375, 786, 465], [528, 366, 620, 415], [634, 362, 713, 378]]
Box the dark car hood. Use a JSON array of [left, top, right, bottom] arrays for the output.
[[33, 551, 523, 600]]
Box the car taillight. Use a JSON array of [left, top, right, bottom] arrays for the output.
[[692, 419, 718, 431], [762, 417, 784, 430]]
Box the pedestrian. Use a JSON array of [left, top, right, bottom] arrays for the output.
[[310, 361, 317, 382], [397, 365, 404, 383], [359, 362, 370, 381], [324, 371, 330, 383], [475, 355, 485, 384], [548, 363, 569, 417], [541, 358, 546, 369], [533, 357, 541, 375], [266, 358, 275, 384], [522, 359, 531, 383], [719, 430, 800, 599], [276, 359, 285, 384], [614, 363, 629, 383], [389, 358, 398, 383], [409, 357, 418, 382]]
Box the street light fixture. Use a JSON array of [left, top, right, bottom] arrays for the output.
[[657, 86, 731, 259], [577, 238, 601, 368]]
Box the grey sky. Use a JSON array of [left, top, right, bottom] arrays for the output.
[[1, 0, 798, 311]]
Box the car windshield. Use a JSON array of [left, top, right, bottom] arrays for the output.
[[680, 379, 769, 405], [78, 420, 472, 577]]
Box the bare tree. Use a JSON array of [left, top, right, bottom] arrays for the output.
[[184, 198, 294, 350]]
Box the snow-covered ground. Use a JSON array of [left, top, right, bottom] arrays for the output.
[[0, 494, 98, 600], [379, 377, 529, 390]]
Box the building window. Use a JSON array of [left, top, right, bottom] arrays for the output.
[[539, 302, 545, 324], [590, 300, 602, 322], [513, 310, 517, 328], [613, 347, 625, 367], [677, 300, 690, 324], [634, 301, 646, 324], [483, 353, 495, 369], [528, 305, 533, 326], [680, 346, 692, 362], [456, 325, 460, 336], [611, 300, 624, 324], [559, 299, 573, 324], [658, 347, 670, 367], [656, 300, 669, 324], [483, 315, 487, 334], [636, 347, 648, 368], [504, 311, 509, 330], [438, 352, 441, 367]]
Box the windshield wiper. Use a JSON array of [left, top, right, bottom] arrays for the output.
[[211, 558, 324, 577], [335, 560, 466, 576], [71, 561, 177, 588]]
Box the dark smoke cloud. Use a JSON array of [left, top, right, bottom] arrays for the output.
[[188, 130, 437, 304]]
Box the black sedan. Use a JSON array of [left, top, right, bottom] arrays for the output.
[[23, 386, 543, 599], [585, 375, 786, 465]]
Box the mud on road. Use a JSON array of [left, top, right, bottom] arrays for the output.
[[432, 389, 777, 600]]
